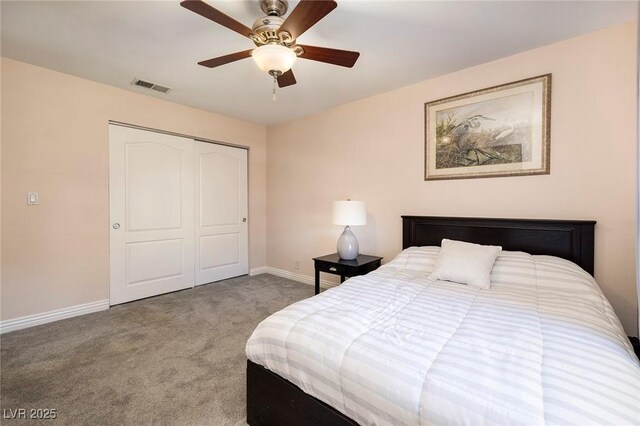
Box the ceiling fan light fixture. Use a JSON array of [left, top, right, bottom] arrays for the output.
[[251, 44, 297, 75]]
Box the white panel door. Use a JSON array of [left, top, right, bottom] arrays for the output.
[[195, 142, 248, 285], [109, 125, 195, 305]]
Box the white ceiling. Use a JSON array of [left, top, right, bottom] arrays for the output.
[[1, 1, 636, 125]]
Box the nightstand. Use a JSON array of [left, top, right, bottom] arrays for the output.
[[312, 253, 383, 295]]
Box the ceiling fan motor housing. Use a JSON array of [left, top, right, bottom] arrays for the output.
[[252, 16, 284, 35], [251, 16, 294, 46]]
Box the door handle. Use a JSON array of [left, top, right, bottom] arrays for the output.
[[242, 218, 247, 222], [112, 223, 120, 229]]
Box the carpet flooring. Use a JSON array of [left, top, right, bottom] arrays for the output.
[[1, 274, 313, 425]]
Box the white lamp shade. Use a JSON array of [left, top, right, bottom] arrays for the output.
[[333, 200, 366, 226], [251, 45, 297, 74]]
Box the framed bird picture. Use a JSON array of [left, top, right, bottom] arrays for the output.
[[424, 74, 551, 180]]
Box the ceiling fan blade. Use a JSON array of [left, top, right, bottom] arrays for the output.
[[278, 0, 337, 40], [277, 69, 297, 88], [297, 45, 360, 68], [198, 49, 253, 68], [181, 0, 254, 38]]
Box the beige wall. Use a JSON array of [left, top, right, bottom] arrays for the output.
[[1, 57, 267, 321], [267, 22, 639, 335]]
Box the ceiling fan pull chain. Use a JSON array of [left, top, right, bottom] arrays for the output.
[[272, 75, 277, 101]]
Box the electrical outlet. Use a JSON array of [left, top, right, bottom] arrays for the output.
[[27, 192, 39, 205], [293, 259, 299, 270]]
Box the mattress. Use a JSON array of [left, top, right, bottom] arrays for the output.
[[246, 247, 640, 425]]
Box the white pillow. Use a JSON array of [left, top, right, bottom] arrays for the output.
[[382, 246, 440, 273], [430, 239, 502, 289]]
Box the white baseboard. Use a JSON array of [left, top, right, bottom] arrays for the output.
[[0, 299, 110, 334], [262, 267, 338, 290], [249, 266, 269, 276], [0, 268, 331, 334]]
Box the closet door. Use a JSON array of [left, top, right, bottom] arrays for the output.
[[195, 141, 248, 285], [109, 125, 195, 305]]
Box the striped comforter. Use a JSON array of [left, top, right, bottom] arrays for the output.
[[246, 247, 640, 425]]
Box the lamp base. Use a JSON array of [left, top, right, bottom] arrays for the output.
[[337, 226, 359, 260]]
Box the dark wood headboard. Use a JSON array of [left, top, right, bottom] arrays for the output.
[[402, 216, 596, 275]]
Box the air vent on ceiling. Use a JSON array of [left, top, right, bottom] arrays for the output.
[[131, 78, 172, 94]]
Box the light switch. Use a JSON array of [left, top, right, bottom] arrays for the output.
[[27, 192, 39, 205]]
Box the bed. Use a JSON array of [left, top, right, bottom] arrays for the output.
[[246, 216, 640, 425]]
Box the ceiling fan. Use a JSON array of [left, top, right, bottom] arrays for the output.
[[180, 0, 360, 94]]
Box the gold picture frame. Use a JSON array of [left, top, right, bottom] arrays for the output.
[[424, 74, 551, 181]]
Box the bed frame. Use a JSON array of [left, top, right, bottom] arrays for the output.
[[401, 216, 596, 274], [247, 216, 596, 425]]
